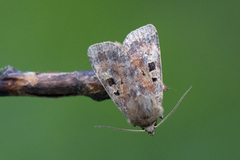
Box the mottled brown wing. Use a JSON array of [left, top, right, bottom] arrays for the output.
[[123, 24, 164, 106], [88, 42, 130, 116]]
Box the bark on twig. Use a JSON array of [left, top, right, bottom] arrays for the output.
[[0, 65, 109, 101]]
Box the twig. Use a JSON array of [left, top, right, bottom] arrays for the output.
[[0, 65, 108, 101]]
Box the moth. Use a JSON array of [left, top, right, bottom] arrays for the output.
[[88, 24, 191, 136]]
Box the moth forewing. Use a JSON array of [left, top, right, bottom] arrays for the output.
[[88, 42, 128, 117]]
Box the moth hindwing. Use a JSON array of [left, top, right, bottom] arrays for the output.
[[88, 24, 165, 136]]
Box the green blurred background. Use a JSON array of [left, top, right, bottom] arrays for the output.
[[1, 0, 239, 159]]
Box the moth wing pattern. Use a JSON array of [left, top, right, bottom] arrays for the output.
[[88, 42, 129, 116], [88, 24, 164, 128], [122, 24, 164, 126], [123, 24, 164, 104]]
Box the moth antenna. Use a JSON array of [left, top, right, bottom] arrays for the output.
[[169, 87, 177, 92], [95, 126, 145, 132], [155, 86, 192, 128]]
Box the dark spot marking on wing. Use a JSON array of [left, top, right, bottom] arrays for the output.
[[114, 90, 120, 96], [148, 62, 155, 72], [142, 70, 146, 76], [107, 78, 116, 86], [121, 79, 123, 84], [152, 78, 157, 82]]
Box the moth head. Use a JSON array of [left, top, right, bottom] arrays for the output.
[[142, 121, 157, 136]]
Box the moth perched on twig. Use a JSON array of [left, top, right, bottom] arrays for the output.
[[88, 24, 191, 136]]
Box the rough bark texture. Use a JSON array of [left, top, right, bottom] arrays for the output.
[[0, 65, 109, 101]]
